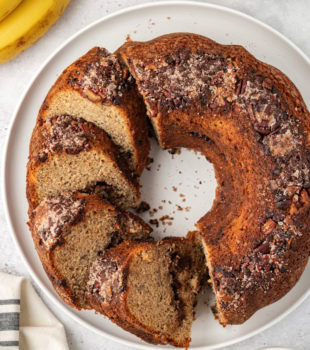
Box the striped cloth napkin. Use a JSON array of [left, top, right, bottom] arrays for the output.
[[0, 272, 69, 350]]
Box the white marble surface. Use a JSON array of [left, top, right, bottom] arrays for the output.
[[0, 1, 309, 349]]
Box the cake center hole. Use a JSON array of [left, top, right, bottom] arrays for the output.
[[137, 138, 217, 239]]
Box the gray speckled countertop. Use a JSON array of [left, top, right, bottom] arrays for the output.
[[0, 1, 309, 349]]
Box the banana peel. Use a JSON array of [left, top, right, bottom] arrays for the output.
[[0, 0, 71, 64], [0, 0, 23, 22]]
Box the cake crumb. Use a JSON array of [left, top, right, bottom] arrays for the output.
[[135, 201, 150, 213], [159, 215, 174, 224], [146, 157, 154, 171], [149, 208, 158, 217], [168, 148, 181, 155], [149, 219, 159, 228]]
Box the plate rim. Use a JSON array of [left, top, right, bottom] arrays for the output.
[[2, 1, 310, 349]]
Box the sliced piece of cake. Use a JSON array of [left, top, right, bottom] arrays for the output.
[[87, 234, 206, 348], [29, 192, 152, 309], [27, 114, 140, 212], [39, 47, 150, 175]]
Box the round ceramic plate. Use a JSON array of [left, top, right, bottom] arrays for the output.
[[3, 1, 310, 349]]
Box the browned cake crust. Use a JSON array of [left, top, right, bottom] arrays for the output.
[[28, 192, 152, 309], [87, 236, 205, 348], [119, 33, 310, 325], [27, 114, 140, 213], [39, 47, 150, 175]]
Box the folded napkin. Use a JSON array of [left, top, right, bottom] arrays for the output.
[[0, 272, 69, 350]]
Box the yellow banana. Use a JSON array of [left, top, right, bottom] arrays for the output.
[[0, 0, 23, 22], [0, 0, 70, 64]]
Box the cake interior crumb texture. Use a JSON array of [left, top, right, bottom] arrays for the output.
[[87, 237, 205, 347], [126, 242, 202, 346], [45, 90, 136, 168], [54, 209, 119, 308], [35, 151, 137, 208], [32, 193, 152, 309], [40, 46, 150, 175]]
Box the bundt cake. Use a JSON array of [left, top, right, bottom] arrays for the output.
[[29, 192, 152, 309], [27, 114, 140, 212], [39, 47, 150, 175], [119, 33, 310, 325], [26, 32, 310, 347], [87, 234, 205, 348]]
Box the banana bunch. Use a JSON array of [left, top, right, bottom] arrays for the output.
[[0, 0, 71, 64]]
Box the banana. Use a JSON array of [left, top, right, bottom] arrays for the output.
[[0, 0, 23, 22], [0, 0, 70, 64]]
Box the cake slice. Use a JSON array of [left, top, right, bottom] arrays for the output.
[[29, 192, 152, 309], [27, 114, 140, 212], [39, 46, 150, 175], [87, 234, 206, 348]]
